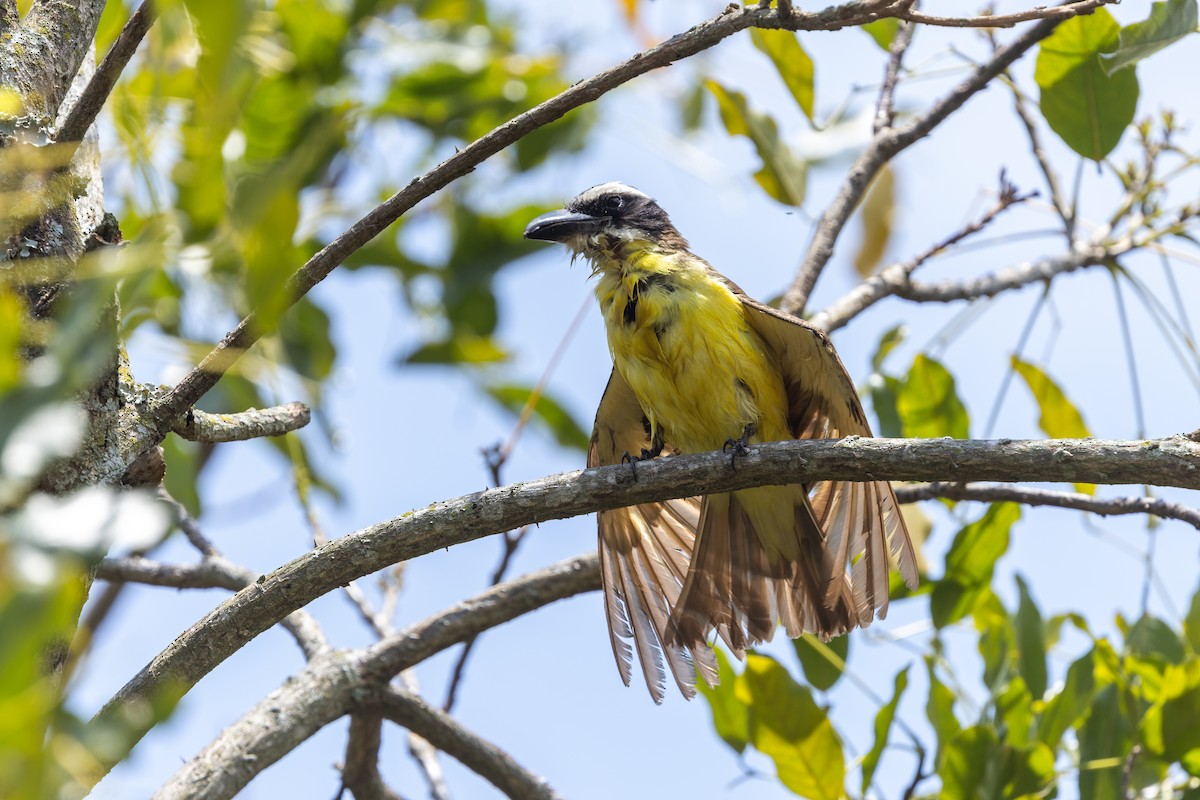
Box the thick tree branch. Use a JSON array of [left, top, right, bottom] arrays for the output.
[[781, 12, 1074, 315], [171, 401, 311, 443], [895, 482, 1200, 529], [150, 556, 595, 800], [90, 432, 1200, 765], [15, 0, 107, 120], [55, 0, 157, 144], [341, 714, 403, 800], [0, 0, 17, 35]]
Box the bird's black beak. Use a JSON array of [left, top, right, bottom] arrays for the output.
[[523, 209, 604, 242]]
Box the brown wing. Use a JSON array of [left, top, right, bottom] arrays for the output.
[[729, 286, 920, 622], [589, 368, 719, 703]]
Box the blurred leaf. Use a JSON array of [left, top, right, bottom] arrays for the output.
[[706, 80, 807, 206], [868, 373, 903, 439], [1142, 660, 1200, 761], [938, 725, 999, 800], [792, 633, 848, 692], [279, 298, 336, 383], [996, 676, 1034, 747], [1126, 613, 1186, 665], [0, 288, 23, 393], [161, 436, 203, 518], [926, 656, 961, 764], [898, 354, 969, 439], [1102, 0, 1198, 74], [749, 29, 815, 122], [1037, 648, 1097, 747], [737, 654, 845, 800], [697, 648, 749, 754], [861, 666, 908, 796], [404, 336, 509, 365], [1078, 685, 1132, 800], [1011, 356, 1093, 494], [871, 324, 906, 372], [1015, 575, 1048, 700], [1035, 9, 1140, 160], [483, 383, 589, 452], [1185, 580, 1200, 653], [932, 503, 1020, 628], [853, 164, 895, 277], [862, 18, 899, 50], [974, 590, 1014, 691], [680, 80, 707, 132]]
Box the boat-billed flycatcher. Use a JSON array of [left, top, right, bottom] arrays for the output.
[[525, 183, 918, 702]]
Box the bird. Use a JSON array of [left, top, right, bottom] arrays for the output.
[[524, 182, 918, 702]]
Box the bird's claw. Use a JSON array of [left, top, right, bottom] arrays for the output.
[[621, 448, 657, 481], [723, 424, 756, 469]]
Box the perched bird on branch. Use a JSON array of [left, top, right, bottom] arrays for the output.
[[525, 183, 918, 702]]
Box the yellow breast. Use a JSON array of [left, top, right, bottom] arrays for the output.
[[594, 249, 790, 453]]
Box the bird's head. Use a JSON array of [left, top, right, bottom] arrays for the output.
[[523, 182, 688, 258]]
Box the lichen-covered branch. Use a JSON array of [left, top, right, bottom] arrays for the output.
[[171, 402, 311, 443]]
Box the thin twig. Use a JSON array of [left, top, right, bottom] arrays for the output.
[[810, 178, 1037, 331], [895, 482, 1200, 529], [782, 12, 1069, 315], [55, 0, 156, 144], [890, 0, 1113, 29], [873, 9, 916, 134], [1005, 75, 1073, 234]]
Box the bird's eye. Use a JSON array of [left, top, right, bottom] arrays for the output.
[[602, 195, 624, 213]]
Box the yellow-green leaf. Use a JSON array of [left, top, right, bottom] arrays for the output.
[[861, 667, 909, 795], [1035, 9, 1140, 160], [750, 29, 815, 122], [706, 80, 807, 206], [931, 503, 1020, 628], [792, 633, 849, 692], [853, 163, 895, 277], [697, 648, 749, 754], [1012, 356, 1094, 493], [737, 654, 845, 800], [898, 354, 969, 439]]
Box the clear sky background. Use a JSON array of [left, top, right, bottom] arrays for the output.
[[80, 2, 1199, 798]]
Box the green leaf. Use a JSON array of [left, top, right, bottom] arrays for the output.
[[1037, 649, 1097, 747], [931, 504, 1020, 628], [792, 633, 849, 692], [871, 324, 906, 372], [749, 29, 815, 122], [697, 648, 749, 754], [483, 383, 590, 452], [705, 80, 807, 206], [897, 354, 969, 439], [1126, 613, 1186, 665], [862, 18, 899, 50], [996, 676, 1034, 748], [1185, 580, 1200, 653], [737, 654, 845, 800], [1014, 575, 1048, 700], [1011, 356, 1094, 493], [1102, 0, 1198, 74], [861, 666, 909, 796], [1078, 684, 1133, 800], [1035, 9, 1140, 161], [938, 725, 1000, 800], [1142, 660, 1200, 761], [926, 656, 961, 765]]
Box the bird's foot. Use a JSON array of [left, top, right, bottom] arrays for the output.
[[722, 423, 756, 470], [620, 447, 659, 481]]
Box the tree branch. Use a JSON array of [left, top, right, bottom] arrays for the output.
[[780, 12, 1072, 316], [889, 0, 1113, 29], [55, 0, 157, 144], [366, 687, 562, 800], [0, 0, 17, 35], [895, 482, 1200, 530], [149, 555, 595, 800], [90, 432, 1200, 764], [340, 713, 403, 800], [16, 0, 107, 120], [171, 401, 311, 443]]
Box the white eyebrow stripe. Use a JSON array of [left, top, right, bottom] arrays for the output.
[[572, 182, 651, 206]]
